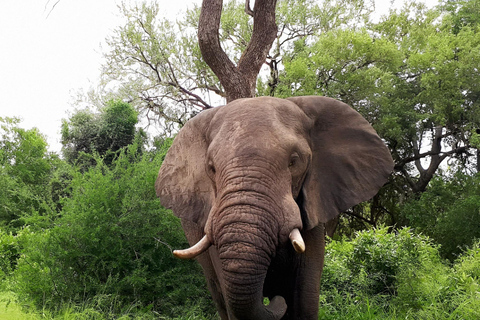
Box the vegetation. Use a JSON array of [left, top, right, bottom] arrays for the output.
[[2, 0, 480, 319], [319, 229, 480, 319], [0, 115, 215, 319], [61, 100, 144, 169]]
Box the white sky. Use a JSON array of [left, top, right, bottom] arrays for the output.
[[0, 0, 437, 154]]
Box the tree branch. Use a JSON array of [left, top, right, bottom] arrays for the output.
[[344, 209, 374, 226], [394, 146, 469, 171], [198, 0, 278, 102], [245, 0, 254, 16]]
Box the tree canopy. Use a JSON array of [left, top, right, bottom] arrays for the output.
[[61, 100, 142, 168], [279, 1, 480, 195], [0, 117, 56, 232]]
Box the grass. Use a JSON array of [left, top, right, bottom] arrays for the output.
[[0, 291, 38, 320], [0, 290, 207, 320]]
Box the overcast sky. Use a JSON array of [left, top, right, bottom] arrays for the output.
[[0, 0, 437, 154]]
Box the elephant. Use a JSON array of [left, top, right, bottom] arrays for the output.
[[155, 96, 394, 320]]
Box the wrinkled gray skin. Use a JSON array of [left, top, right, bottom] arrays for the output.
[[156, 96, 394, 320]]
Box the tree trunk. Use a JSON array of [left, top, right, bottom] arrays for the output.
[[477, 148, 480, 173], [198, 0, 278, 103]]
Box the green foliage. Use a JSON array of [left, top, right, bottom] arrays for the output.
[[442, 0, 480, 34], [276, 28, 402, 103], [0, 290, 213, 320], [13, 143, 213, 318], [0, 291, 39, 319], [320, 228, 480, 319], [61, 100, 141, 169], [99, 1, 215, 130], [322, 227, 441, 299], [401, 173, 480, 260], [0, 231, 19, 282], [273, 0, 480, 230], [395, 242, 480, 319], [0, 117, 57, 232]]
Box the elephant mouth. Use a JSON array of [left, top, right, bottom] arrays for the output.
[[173, 228, 305, 260]]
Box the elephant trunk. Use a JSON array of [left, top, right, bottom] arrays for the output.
[[213, 204, 287, 320]]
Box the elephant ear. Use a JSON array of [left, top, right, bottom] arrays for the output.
[[287, 96, 394, 229], [155, 108, 220, 228]]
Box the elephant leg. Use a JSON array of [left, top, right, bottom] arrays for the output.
[[291, 224, 326, 320], [181, 220, 228, 320]]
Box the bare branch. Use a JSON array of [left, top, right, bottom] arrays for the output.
[[44, 0, 61, 19], [245, 0, 254, 17], [198, 0, 278, 102]]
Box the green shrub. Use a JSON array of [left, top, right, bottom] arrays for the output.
[[0, 117, 58, 233], [449, 241, 480, 319], [395, 244, 480, 320], [322, 227, 441, 299], [401, 173, 480, 260], [13, 143, 213, 318], [321, 228, 480, 319], [61, 100, 142, 169], [320, 227, 446, 318], [0, 231, 19, 282]]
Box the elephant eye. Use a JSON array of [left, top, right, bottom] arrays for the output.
[[289, 153, 300, 168], [207, 160, 216, 176], [209, 164, 216, 174], [209, 163, 216, 174]]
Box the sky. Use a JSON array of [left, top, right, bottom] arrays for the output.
[[0, 0, 437, 154]]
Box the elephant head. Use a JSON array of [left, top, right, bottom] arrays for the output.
[[155, 96, 393, 319]]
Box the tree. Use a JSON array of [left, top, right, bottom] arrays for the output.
[[94, 0, 374, 132], [197, 0, 374, 101], [61, 100, 142, 168], [0, 117, 57, 232], [375, 2, 480, 193], [401, 172, 480, 260], [198, 0, 278, 102], [274, 1, 480, 229]]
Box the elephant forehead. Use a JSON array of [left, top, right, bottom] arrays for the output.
[[209, 117, 297, 160], [209, 127, 289, 162], [208, 97, 309, 141]]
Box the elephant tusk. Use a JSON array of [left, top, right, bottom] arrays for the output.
[[173, 235, 212, 259], [289, 228, 305, 253]]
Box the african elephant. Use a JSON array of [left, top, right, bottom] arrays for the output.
[[155, 96, 393, 320]]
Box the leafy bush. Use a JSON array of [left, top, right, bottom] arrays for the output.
[[396, 241, 480, 319], [322, 227, 441, 299], [401, 173, 480, 260], [320, 228, 480, 319], [0, 231, 19, 282], [13, 142, 214, 318], [0, 117, 57, 233], [450, 241, 480, 318]]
